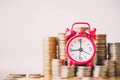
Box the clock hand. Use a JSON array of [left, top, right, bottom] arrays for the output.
[[70, 49, 79, 51], [79, 39, 82, 48], [79, 51, 81, 60], [82, 50, 90, 55]]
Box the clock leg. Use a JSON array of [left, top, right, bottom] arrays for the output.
[[68, 60, 73, 66], [88, 61, 93, 67]]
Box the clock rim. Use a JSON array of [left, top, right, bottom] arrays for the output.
[[65, 35, 96, 65]]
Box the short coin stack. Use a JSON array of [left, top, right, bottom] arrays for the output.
[[108, 43, 120, 76], [76, 66, 92, 78], [95, 34, 107, 65], [58, 33, 67, 65], [42, 37, 57, 80], [60, 66, 74, 79], [93, 66, 107, 78], [104, 60, 116, 77], [52, 59, 61, 79]]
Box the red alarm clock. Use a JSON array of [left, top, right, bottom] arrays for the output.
[[65, 22, 96, 66]]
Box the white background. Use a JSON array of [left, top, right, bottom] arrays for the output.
[[0, 0, 120, 74]]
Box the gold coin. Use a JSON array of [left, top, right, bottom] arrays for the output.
[[96, 34, 106, 39], [58, 40, 66, 45], [74, 27, 88, 32], [29, 74, 43, 78], [96, 45, 106, 48], [8, 74, 26, 78], [94, 40, 106, 44], [58, 33, 66, 41]]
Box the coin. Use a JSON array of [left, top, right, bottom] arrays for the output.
[[96, 34, 106, 39], [76, 66, 92, 78], [74, 27, 88, 33], [60, 66, 75, 79], [29, 74, 43, 78], [58, 33, 66, 41], [93, 66, 107, 78], [8, 74, 26, 78]]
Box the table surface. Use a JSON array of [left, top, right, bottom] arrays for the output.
[[60, 77, 120, 80], [2, 77, 120, 80], [38, 76, 120, 80]]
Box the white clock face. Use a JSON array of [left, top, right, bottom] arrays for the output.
[[68, 36, 94, 62]]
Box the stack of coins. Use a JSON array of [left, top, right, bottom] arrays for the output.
[[76, 66, 92, 78], [108, 43, 120, 61], [52, 59, 61, 79], [115, 60, 120, 76], [108, 43, 120, 76], [42, 37, 57, 80], [74, 27, 88, 33], [92, 54, 98, 66], [95, 34, 107, 65], [68, 66, 75, 78], [60, 66, 74, 79], [93, 66, 107, 78], [58, 33, 67, 65], [104, 60, 116, 77]]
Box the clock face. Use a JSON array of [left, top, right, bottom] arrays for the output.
[[66, 35, 95, 63]]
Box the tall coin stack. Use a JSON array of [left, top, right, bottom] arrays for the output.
[[58, 33, 67, 65], [42, 37, 57, 80], [93, 66, 107, 78], [104, 60, 116, 77], [95, 34, 107, 65], [76, 66, 92, 78], [108, 43, 120, 76]]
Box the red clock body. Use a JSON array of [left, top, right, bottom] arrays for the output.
[[65, 22, 96, 66]]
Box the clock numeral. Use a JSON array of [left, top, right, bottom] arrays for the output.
[[87, 43, 90, 46], [83, 39, 86, 43], [69, 48, 72, 52], [78, 39, 82, 43], [75, 56, 78, 60], [74, 40, 77, 44], [89, 47, 92, 52], [71, 43, 74, 47], [84, 56, 87, 59], [87, 52, 90, 55], [79, 56, 83, 61], [71, 53, 75, 56]]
